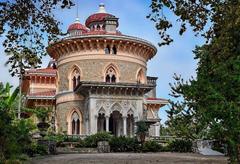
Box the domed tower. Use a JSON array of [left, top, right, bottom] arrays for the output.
[[47, 4, 167, 137], [67, 18, 88, 36]]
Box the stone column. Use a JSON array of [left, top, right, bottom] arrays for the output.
[[105, 115, 109, 132], [89, 98, 97, 134], [123, 116, 127, 136], [155, 122, 160, 137], [129, 118, 133, 137], [134, 116, 138, 136]]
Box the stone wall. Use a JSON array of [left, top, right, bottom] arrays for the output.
[[58, 59, 146, 92], [56, 100, 87, 134]]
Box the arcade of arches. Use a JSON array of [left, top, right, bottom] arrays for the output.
[[97, 110, 135, 137]]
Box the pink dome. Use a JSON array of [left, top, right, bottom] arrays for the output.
[[67, 19, 88, 33], [85, 13, 115, 28]]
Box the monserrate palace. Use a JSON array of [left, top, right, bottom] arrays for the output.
[[21, 4, 168, 137]]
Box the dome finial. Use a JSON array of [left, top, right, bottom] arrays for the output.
[[75, 0, 80, 22], [98, 3, 107, 13], [75, 17, 80, 23]]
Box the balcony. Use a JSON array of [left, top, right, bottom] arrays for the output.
[[147, 76, 158, 86]]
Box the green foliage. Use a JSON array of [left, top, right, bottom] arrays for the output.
[[45, 134, 64, 143], [0, 0, 75, 76], [142, 140, 162, 152], [109, 136, 140, 152], [168, 139, 192, 153], [148, 0, 238, 46], [136, 121, 148, 143], [33, 107, 52, 121], [35, 144, 48, 156], [0, 83, 36, 162], [84, 132, 112, 148], [25, 142, 48, 156], [149, 0, 240, 162]]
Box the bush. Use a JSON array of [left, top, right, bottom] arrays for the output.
[[84, 132, 112, 148], [24, 142, 48, 157], [109, 136, 140, 152], [75, 139, 86, 148], [63, 135, 80, 142], [44, 134, 65, 147], [168, 139, 192, 152], [142, 140, 162, 152], [136, 121, 148, 143], [35, 144, 48, 155]]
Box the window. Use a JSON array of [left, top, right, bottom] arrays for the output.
[[70, 68, 81, 90], [97, 25, 101, 31], [112, 45, 117, 54], [102, 25, 106, 30], [105, 45, 111, 54], [71, 112, 80, 135], [137, 69, 145, 84], [105, 66, 117, 83]]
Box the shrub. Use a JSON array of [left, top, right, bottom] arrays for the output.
[[35, 144, 48, 155], [24, 142, 48, 156], [63, 135, 80, 142], [75, 139, 86, 148], [168, 139, 192, 152], [161, 145, 171, 152], [109, 136, 140, 152], [136, 121, 148, 143], [44, 134, 65, 147], [142, 140, 162, 152], [84, 132, 112, 148]]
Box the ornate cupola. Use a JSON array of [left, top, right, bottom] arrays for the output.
[[67, 18, 88, 36], [85, 3, 119, 33]]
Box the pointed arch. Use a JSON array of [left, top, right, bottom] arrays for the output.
[[136, 68, 146, 84], [98, 107, 106, 115], [103, 63, 120, 83], [110, 102, 123, 114], [68, 65, 82, 90], [127, 108, 134, 116], [67, 108, 83, 135]]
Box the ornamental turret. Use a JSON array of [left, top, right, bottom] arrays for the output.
[[85, 3, 119, 33], [67, 18, 88, 36]]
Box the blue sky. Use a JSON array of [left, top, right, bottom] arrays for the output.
[[0, 0, 204, 124]]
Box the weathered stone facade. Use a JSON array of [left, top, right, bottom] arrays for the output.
[[57, 59, 146, 92]]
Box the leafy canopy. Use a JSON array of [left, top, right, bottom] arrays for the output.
[[148, 0, 240, 162], [0, 0, 74, 76]]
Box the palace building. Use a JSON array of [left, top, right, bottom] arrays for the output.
[[22, 4, 168, 137]]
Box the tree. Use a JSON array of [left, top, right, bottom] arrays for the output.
[[0, 83, 35, 162], [0, 0, 74, 76], [136, 121, 148, 143], [148, 0, 240, 162]]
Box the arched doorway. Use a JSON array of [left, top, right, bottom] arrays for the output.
[[97, 113, 106, 132], [109, 111, 123, 136]]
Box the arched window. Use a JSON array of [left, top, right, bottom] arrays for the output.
[[72, 76, 77, 89], [70, 68, 81, 90], [105, 45, 111, 54], [105, 66, 117, 83], [112, 45, 117, 54], [137, 69, 145, 84], [97, 25, 101, 30], [106, 74, 111, 83], [102, 25, 106, 30], [71, 112, 80, 135]]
